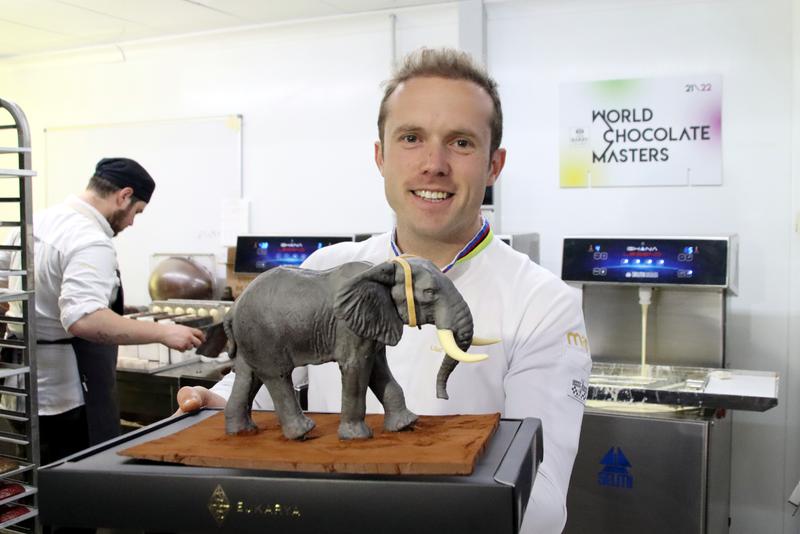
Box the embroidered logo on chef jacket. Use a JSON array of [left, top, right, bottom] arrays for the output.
[[569, 378, 588, 404], [564, 331, 591, 404], [598, 447, 633, 489], [566, 331, 589, 352]]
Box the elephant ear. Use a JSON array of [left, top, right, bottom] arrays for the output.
[[334, 262, 403, 346]]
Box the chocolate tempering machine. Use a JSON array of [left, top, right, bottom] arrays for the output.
[[560, 236, 778, 534]]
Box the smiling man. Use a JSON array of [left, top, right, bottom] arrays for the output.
[[179, 48, 591, 534], [376, 74, 505, 266]]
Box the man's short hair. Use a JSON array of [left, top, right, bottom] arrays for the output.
[[377, 47, 503, 155], [87, 175, 144, 204]]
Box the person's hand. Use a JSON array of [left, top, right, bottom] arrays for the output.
[[175, 385, 207, 414], [174, 385, 227, 416], [159, 324, 205, 351]]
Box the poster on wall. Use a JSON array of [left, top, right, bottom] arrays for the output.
[[559, 75, 721, 187]]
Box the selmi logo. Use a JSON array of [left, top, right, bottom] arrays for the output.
[[566, 332, 589, 351]]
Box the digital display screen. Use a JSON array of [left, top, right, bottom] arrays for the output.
[[561, 238, 729, 286], [234, 235, 353, 274]]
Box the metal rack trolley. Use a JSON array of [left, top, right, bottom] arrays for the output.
[[0, 98, 39, 532]]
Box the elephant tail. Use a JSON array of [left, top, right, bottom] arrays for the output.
[[223, 310, 237, 359]]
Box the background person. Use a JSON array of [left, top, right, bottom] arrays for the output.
[[0, 157, 205, 465], [178, 49, 591, 534]]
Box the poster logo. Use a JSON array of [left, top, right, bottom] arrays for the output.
[[569, 127, 589, 145], [598, 447, 633, 489]]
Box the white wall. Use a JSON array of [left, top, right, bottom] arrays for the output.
[[790, 0, 800, 531], [0, 0, 797, 532], [0, 4, 458, 303], [0, 5, 459, 235], [488, 0, 796, 532]]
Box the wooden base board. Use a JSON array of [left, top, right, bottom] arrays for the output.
[[119, 411, 500, 475]]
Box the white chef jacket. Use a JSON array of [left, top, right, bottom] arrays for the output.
[[212, 230, 591, 533], [0, 195, 121, 415]]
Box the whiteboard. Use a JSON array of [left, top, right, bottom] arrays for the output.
[[43, 116, 244, 306]]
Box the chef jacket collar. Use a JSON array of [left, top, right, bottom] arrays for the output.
[[390, 216, 493, 273]]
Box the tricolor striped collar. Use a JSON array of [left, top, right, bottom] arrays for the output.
[[390, 217, 494, 273]]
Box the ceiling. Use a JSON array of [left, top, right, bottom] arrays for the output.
[[0, 0, 455, 59]]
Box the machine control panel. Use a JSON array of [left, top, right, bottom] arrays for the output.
[[562, 237, 734, 288], [234, 235, 354, 273]]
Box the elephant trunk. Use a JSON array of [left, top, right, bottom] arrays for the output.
[[436, 356, 458, 400], [433, 301, 476, 400]]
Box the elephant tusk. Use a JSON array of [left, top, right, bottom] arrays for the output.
[[437, 329, 488, 363], [471, 336, 501, 346]]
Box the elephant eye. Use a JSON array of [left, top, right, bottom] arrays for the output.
[[423, 288, 436, 298]]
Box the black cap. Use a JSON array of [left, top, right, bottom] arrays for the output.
[[94, 158, 155, 203]]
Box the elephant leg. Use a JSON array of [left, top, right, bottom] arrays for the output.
[[338, 358, 373, 440], [369, 349, 417, 432], [246, 376, 261, 408], [224, 357, 259, 435], [260, 373, 315, 440]]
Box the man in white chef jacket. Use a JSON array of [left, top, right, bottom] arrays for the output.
[[0, 158, 205, 465], [178, 48, 592, 534]]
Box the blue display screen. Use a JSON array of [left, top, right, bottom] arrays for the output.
[[561, 238, 729, 286], [234, 236, 353, 273]]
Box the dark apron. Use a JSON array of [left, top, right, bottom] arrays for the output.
[[71, 339, 120, 446], [70, 272, 124, 445], [20, 330, 120, 447], [2, 271, 124, 446]]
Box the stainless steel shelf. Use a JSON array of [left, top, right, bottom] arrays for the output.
[[0, 409, 27, 423], [0, 170, 34, 178], [0, 484, 36, 507], [0, 363, 29, 380], [0, 506, 37, 530], [0, 461, 34, 479], [0, 291, 31, 304], [0, 432, 28, 447], [0, 384, 27, 398], [1, 96, 40, 534], [0, 339, 26, 350]]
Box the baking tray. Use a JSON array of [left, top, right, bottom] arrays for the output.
[[39, 409, 542, 534], [588, 362, 779, 411]]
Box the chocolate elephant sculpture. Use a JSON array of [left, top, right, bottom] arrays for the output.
[[206, 256, 495, 440]]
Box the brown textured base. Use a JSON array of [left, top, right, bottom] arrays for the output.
[[119, 411, 500, 475]]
